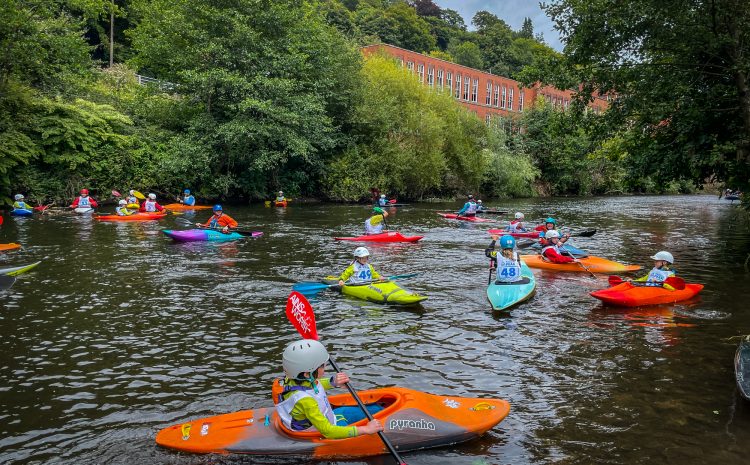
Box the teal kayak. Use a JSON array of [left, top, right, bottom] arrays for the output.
[[486, 261, 536, 311], [162, 229, 246, 242]]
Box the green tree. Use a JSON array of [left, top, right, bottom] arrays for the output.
[[448, 41, 484, 69], [356, 2, 436, 52], [519, 17, 533, 39]]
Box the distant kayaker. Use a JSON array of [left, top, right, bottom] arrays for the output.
[[115, 199, 135, 216], [338, 247, 383, 286], [70, 189, 98, 209], [378, 194, 387, 207], [457, 195, 478, 217], [364, 207, 388, 235], [486, 234, 523, 283], [276, 191, 286, 203], [276, 339, 384, 439], [476, 200, 485, 212], [634, 251, 677, 289], [537, 217, 570, 245], [506, 212, 527, 232], [125, 190, 139, 207], [139, 193, 165, 213], [179, 189, 195, 206], [541, 230, 576, 264], [12, 194, 32, 211], [196, 204, 238, 233]]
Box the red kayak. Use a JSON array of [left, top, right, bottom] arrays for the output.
[[591, 282, 704, 307], [488, 229, 541, 238], [334, 231, 423, 242], [437, 213, 492, 223]]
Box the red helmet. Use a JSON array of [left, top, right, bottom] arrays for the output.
[[80, 189, 89, 195]]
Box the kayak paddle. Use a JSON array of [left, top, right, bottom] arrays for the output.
[[132, 190, 146, 200], [0, 275, 16, 291], [575, 259, 597, 279], [571, 229, 597, 238], [285, 291, 407, 465], [111, 190, 122, 197], [608, 275, 686, 290], [292, 273, 421, 294]]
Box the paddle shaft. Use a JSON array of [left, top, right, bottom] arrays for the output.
[[327, 356, 406, 465], [576, 260, 597, 279]]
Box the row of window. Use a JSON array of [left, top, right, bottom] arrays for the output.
[[541, 93, 570, 111], [405, 60, 525, 112], [484, 113, 520, 133]]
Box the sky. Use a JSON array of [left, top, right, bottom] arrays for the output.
[[432, 0, 564, 51]]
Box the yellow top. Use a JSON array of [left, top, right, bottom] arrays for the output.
[[282, 377, 358, 439]]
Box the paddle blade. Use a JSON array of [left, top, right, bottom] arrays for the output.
[[608, 275, 624, 287], [111, 190, 122, 197], [286, 291, 318, 340], [292, 282, 331, 294], [0, 215, 3, 226], [133, 190, 146, 200], [388, 199, 397, 204], [664, 276, 686, 290], [574, 229, 597, 238]]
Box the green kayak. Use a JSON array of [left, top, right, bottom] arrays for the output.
[[324, 275, 427, 305], [0, 261, 41, 277]]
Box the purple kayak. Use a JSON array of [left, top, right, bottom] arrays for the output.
[[162, 229, 260, 242]]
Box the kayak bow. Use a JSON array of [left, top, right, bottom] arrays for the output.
[[334, 231, 423, 243], [0, 261, 41, 276], [591, 281, 704, 307], [486, 260, 536, 311], [324, 275, 426, 305]]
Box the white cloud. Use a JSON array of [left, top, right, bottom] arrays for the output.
[[432, 0, 563, 51]]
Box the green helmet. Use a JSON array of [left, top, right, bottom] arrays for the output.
[[373, 207, 384, 214]]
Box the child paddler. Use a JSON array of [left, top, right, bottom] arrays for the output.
[[276, 339, 384, 438], [195, 204, 238, 233], [634, 251, 677, 290], [486, 234, 523, 283], [115, 199, 135, 216], [541, 230, 575, 264], [337, 247, 383, 286], [364, 207, 388, 235]]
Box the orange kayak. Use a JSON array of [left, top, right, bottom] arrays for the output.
[[275, 200, 288, 207], [0, 243, 21, 252], [521, 254, 641, 273], [591, 282, 704, 306], [95, 213, 167, 221], [156, 385, 510, 458], [163, 203, 213, 211]]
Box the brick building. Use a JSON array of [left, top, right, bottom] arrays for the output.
[[361, 44, 608, 130]]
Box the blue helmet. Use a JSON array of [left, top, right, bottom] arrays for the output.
[[545, 217, 556, 225], [499, 235, 516, 249], [184, 189, 191, 194], [213, 204, 223, 211]]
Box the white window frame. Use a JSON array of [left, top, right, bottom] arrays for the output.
[[493, 85, 499, 107], [508, 88, 514, 111], [485, 113, 491, 126], [485, 82, 491, 105], [463, 76, 470, 100], [427, 66, 434, 87], [501, 85, 507, 109], [455, 74, 462, 98], [471, 79, 478, 103], [407, 61, 414, 73], [519, 90, 524, 112], [437, 69, 444, 89], [417, 64, 424, 83], [446, 71, 452, 93]]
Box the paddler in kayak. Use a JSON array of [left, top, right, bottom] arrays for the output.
[[12, 194, 33, 211], [337, 247, 384, 286], [506, 212, 528, 232], [115, 199, 136, 216], [70, 189, 98, 209], [276, 191, 286, 203], [195, 204, 238, 233], [541, 230, 576, 264], [364, 207, 388, 235], [377, 193, 387, 207], [457, 194, 478, 217], [125, 190, 140, 208], [486, 234, 523, 283], [178, 189, 195, 206], [277, 339, 384, 438], [139, 193, 165, 213], [537, 217, 570, 245], [476, 199, 485, 212], [633, 251, 677, 290]]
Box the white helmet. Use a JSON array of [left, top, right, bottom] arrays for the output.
[[129, 190, 135, 195], [353, 247, 370, 258], [282, 339, 329, 379], [514, 212, 524, 219], [14, 194, 24, 201], [477, 199, 483, 204], [545, 230, 560, 239], [380, 194, 386, 198], [148, 193, 156, 200], [118, 199, 127, 206], [650, 251, 674, 264], [278, 191, 283, 195]]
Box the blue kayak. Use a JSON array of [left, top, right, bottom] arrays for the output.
[[162, 229, 246, 242], [10, 209, 33, 217], [486, 260, 536, 311]]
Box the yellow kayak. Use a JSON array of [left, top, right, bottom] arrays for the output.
[[324, 276, 427, 305]]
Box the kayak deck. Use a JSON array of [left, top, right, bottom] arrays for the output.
[[324, 276, 426, 305], [521, 254, 641, 273], [486, 261, 536, 311], [155, 386, 510, 458], [334, 231, 423, 243], [591, 282, 704, 307]]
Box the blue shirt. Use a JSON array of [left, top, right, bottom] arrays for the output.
[[183, 195, 195, 206]]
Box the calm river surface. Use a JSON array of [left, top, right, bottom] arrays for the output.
[[1, 195, 749, 465]]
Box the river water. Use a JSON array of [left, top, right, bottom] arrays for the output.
[[1, 195, 749, 465]]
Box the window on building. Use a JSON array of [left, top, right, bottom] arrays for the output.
[[455, 74, 461, 98], [407, 61, 414, 72], [564, 99, 569, 110], [486, 82, 492, 105], [427, 66, 434, 87], [417, 64, 424, 83], [446, 71, 452, 93], [463, 76, 470, 100], [437, 69, 444, 89], [400, 58, 404, 67], [508, 88, 514, 111], [519, 90, 524, 112], [485, 113, 491, 126], [493, 85, 499, 107], [501, 85, 507, 109], [471, 79, 478, 102]]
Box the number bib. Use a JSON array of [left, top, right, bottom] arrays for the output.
[[496, 255, 522, 283]]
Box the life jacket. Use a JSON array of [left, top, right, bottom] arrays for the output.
[[646, 267, 675, 285], [183, 195, 195, 206], [276, 196, 285, 202], [496, 252, 522, 283], [364, 215, 384, 234], [143, 200, 158, 212], [78, 196, 90, 207], [541, 243, 562, 256], [464, 201, 478, 214], [507, 220, 525, 233], [348, 261, 376, 283], [126, 196, 138, 205], [14, 201, 28, 210], [275, 378, 336, 432], [115, 206, 132, 216], [209, 214, 222, 228], [378, 198, 386, 206]]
